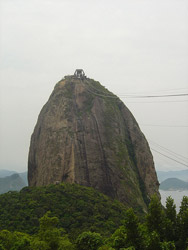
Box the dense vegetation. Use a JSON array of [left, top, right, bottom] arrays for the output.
[[0, 183, 188, 249], [0, 183, 127, 238]]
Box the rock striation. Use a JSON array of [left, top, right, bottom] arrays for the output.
[[28, 75, 159, 211]]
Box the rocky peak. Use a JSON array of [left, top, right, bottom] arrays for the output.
[[28, 74, 159, 211]]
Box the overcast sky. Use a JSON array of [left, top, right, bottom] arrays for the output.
[[0, 0, 188, 173]]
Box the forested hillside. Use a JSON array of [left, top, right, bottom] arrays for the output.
[[0, 183, 127, 237], [0, 183, 188, 249]]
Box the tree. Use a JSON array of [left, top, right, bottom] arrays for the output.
[[164, 196, 177, 242], [11, 235, 31, 250], [39, 211, 59, 232], [38, 211, 64, 250], [179, 196, 188, 216], [0, 244, 5, 250], [108, 226, 127, 250], [146, 194, 165, 239], [176, 197, 188, 250], [161, 241, 176, 250], [58, 235, 75, 250], [146, 231, 161, 250], [76, 231, 103, 250], [98, 246, 115, 250], [0, 230, 17, 250], [124, 208, 144, 250], [30, 238, 50, 250], [165, 196, 176, 223]]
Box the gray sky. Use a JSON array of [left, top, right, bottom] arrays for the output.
[[0, 0, 188, 172]]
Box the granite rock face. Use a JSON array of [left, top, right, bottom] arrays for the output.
[[28, 76, 159, 211]]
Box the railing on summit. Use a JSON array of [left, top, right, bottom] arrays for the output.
[[74, 69, 86, 80]]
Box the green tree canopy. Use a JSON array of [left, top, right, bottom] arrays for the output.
[[76, 231, 103, 250]]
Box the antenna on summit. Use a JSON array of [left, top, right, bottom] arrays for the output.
[[74, 69, 86, 79]]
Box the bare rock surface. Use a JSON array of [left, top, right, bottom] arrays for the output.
[[28, 76, 159, 211]]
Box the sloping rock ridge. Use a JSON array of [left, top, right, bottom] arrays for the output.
[[28, 75, 159, 211]]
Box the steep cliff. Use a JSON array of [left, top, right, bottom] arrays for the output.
[[28, 75, 159, 211]]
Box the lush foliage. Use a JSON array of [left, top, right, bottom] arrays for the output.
[[0, 183, 127, 238], [0, 212, 74, 250], [0, 184, 188, 250]]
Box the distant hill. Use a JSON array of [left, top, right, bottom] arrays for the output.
[[157, 170, 188, 183], [0, 173, 26, 194], [0, 170, 28, 194], [160, 178, 188, 191], [0, 169, 17, 178], [19, 172, 28, 185]]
